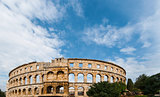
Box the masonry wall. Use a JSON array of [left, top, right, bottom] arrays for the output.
[[6, 58, 126, 97]]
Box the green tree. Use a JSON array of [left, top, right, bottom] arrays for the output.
[[0, 89, 5, 97], [87, 81, 126, 97], [134, 74, 148, 90], [143, 73, 160, 96], [127, 78, 134, 91]]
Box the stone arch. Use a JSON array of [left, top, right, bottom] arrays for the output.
[[19, 77, 22, 85], [69, 87, 75, 96], [35, 74, 40, 83], [29, 75, 32, 84], [42, 74, 44, 82], [104, 75, 108, 81], [16, 79, 18, 86], [34, 87, 39, 95], [56, 86, 64, 94], [116, 77, 119, 82], [47, 86, 53, 94], [41, 87, 44, 94], [28, 88, 32, 95], [24, 76, 27, 84], [110, 76, 114, 83], [18, 89, 21, 95], [78, 73, 84, 82], [47, 71, 54, 80], [87, 73, 93, 83], [78, 87, 84, 96], [69, 73, 75, 82], [57, 71, 64, 80], [22, 88, 26, 95], [96, 74, 101, 83], [120, 78, 122, 82], [15, 89, 17, 95]]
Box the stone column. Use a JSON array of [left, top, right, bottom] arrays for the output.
[[113, 76, 116, 83], [108, 76, 111, 83], [33, 75, 36, 84], [75, 86, 78, 96], [93, 74, 96, 83], [84, 86, 87, 97], [27, 76, 30, 84], [84, 74, 87, 83], [75, 73, 78, 82], [101, 74, 104, 82]]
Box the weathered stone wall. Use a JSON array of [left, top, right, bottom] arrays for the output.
[[6, 58, 126, 97]]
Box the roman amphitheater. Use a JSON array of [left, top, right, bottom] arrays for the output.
[[6, 58, 126, 97]]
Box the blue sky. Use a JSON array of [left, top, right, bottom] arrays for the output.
[[0, 0, 160, 91]]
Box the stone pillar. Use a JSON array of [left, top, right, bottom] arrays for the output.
[[84, 74, 87, 83], [93, 74, 96, 83], [84, 86, 87, 97], [75, 86, 78, 96], [75, 73, 78, 82], [26, 88, 28, 95], [32, 88, 34, 95], [27, 76, 30, 84], [113, 76, 116, 83], [39, 87, 42, 95], [101, 75, 104, 82], [33, 76, 36, 84], [108, 76, 111, 83], [23, 77, 25, 85], [40, 74, 42, 83]]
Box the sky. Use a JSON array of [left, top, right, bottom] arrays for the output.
[[0, 0, 160, 91]]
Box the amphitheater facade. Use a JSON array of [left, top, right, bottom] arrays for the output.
[[6, 58, 126, 97]]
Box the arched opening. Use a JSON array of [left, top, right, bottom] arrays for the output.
[[15, 90, 17, 95], [35, 75, 40, 83], [19, 78, 22, 85], [16, 79, 18, 86], [57, 71, 64, 80], [47, 71, 54, 80], [56, 86, 64, 94], [24, 77, 27, 84], [42, 74, 44, 82], [120, 78, 122, 82], [34, 87, 39, 95], [23, 89, 26, 95], [41, 88, 44, 94], [47, 86, 53, 94], [28, 88, 32, 95], [18, 89, 21, 95], [69, 73, 75, 82], [96, 74, 101, 83], [111, 76, 114, 83], [104, 75, 108, 81], [87, 74, 93, 83], [69, 87, 75, 96], [78, 73, 84, 82], [78, 87, 84, 96], [29, 75, 32, 84], [116, 77, 119, 82]]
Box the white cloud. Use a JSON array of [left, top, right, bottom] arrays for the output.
[[84, 1, 160, 82], [0, 0, 67, 91], [69, 0, 84, 17], [1, 0, 65, 21], [83, 23, 134, 47], [109, 56, 160, 82], [120, 47, 136, 54]]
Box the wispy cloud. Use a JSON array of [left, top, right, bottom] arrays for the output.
[[69, 0, 84, 17], [83, 1, 160, 81], [120, 47, 136, 55], [83, 23, 134, 47], [0, 0, 67, 91]]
